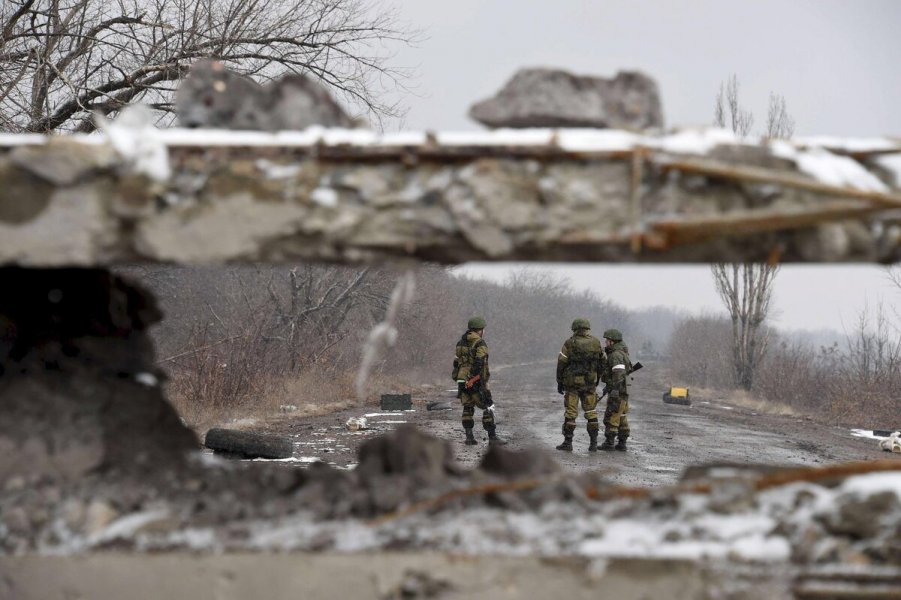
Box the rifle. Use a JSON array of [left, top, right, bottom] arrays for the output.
[[599, 361, 643, 400], [463, 373, 495, 415]]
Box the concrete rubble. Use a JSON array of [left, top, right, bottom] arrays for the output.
[[0, 268, 899, 596], [469, 68, 664, 130], [1, 128, 900, 265], [1, 421, 899, 578]]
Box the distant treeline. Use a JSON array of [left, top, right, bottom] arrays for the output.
[[120, 265, 897, 429]]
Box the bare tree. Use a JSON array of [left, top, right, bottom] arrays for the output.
[[263, 265, 391, 372], [711, 76, 789, 390], [714, 74, 754, 137], [0, 0, 415, 133], [714, 75, 797, 141], [711, 264, 780, 390], [765, 92, 795, 139]]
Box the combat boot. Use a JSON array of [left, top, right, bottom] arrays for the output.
[[487, 428, 507, 446], [588, 432, 598, 452], [464, 428, 478, 446], [555, 435, 573, 452], [615, 435, 628, 451], [599, 433, 616, 451]]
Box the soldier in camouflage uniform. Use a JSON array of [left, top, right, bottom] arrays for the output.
[[452, 316, 504, 446], [600, 328, 632, 451], [555, 318, 606, 452]]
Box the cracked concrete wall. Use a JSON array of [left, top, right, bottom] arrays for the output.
[[0, 269, 197, 484], [1, 130, 900, 265]]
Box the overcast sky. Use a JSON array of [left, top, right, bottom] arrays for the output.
[[384, 0, 901, 331]]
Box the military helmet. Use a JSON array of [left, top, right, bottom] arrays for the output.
[[468, 316, 487, 329], [571, 318, 591, 331], [602, 328, 623, 341]]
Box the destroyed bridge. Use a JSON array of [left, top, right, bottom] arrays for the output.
[[2, 124, 901, 599], [2, 127, 901, 265]]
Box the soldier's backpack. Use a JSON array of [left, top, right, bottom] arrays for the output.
[[452, 333, 486, 380], [565, 335, 602, 388]]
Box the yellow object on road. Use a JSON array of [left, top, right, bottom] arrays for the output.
[[662, 387, 691, 405]]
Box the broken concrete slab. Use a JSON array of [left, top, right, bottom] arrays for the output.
[[0, 268, 197, 482], [470, 68, 664, 130], [1, 129, 900, 264]]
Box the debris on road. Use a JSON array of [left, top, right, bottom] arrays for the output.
[[875, 429, 901, 437], [880, 432, 901, 453], [380, 393, 413, 411], [204, 428, 294, 460], [426, 401, 453, 411], [663, 386, 692, 406], [3, 423, 900, 578], [345, 417, 368, 432]]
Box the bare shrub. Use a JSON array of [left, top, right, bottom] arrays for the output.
[[714, 75, 794, 140], [164, 314, 280, 426], [826, 304, 901, 425], [755, 303, 900, 427], [714, 74, 754, 137], [755, 336, 821, 411], [765, 93, 796, 140]]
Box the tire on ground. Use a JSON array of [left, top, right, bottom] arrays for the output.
[[204, 428, 294, 459]]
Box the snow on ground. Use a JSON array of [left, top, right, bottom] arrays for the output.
[[850, 429, 889, 440], [249, 456, 321, 463], [364, 412, 415, 417]]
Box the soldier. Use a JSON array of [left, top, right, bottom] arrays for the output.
[[600, 328, 632, 451], [555, 318, 606, 452], [452, 316, 504, 446]]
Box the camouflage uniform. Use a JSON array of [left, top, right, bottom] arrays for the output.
[[555, 319, 606, 452], [600, 329, 632, 451], [452, 317, 501, 445]]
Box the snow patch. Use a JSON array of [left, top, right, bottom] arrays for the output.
[[770, 141, 889, 192], [88, 509, 171, 545], [96, 105, 170, 181], [839, 472, 901, 497], [648, 127, 745, 154], [364, 412, 415, 417], [311, 187, 338, 207], [850, 428, 884, 440], [557, 129, 639, 152]]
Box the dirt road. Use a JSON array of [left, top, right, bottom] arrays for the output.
[[263, 360, 886, 486]]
